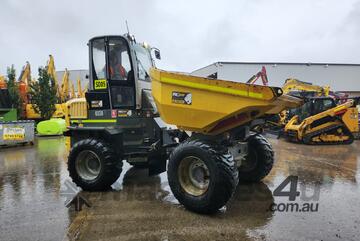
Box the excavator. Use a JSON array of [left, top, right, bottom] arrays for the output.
[[46, 54, 60, 95], [246, 66, 269, 86], [59, 68, 70, 102], [1, 58, 86, 121], [284, 97, 358, 144], [282, 78, 330, 97], [280, 79, 331, 124], [26, 56, 73, 119], [17, 62, 31, 118], [265, 78, 332, 129], [76, 77, 87, 98], [70, 82, 76, 99]]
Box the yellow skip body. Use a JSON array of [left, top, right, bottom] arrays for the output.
[[150, 68, 301, 135]]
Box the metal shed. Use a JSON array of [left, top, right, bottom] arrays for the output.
[[191, 62, 360, 94]]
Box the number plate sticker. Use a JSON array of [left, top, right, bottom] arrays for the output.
[[94, 79, 107, 90], [94, 110, 104, 117]]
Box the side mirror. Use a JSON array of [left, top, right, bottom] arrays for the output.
[[154, 49, 161, 60]]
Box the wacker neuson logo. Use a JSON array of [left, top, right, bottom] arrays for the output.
[[268, 176, 319, 212]]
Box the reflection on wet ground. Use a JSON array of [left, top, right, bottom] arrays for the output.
[[1, 135, 360, 241], [0, 137, 71, 241]]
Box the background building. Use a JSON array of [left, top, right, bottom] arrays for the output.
[[56, 62, 360, 96], [191, 62, 360, 96]]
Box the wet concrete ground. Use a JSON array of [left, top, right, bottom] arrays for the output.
[[0, 136, 360, 241]]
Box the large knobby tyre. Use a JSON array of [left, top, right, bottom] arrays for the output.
[[68, 138, 123, 191], [238, 134, 274, 182], [167, 139, 238, 214]]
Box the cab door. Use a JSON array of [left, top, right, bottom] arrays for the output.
[[88, 36, 136, 111], [106, 37, 136, 110]]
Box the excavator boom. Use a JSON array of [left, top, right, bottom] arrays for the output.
[[282, 78, 330, 96], [246, 66, 268, 86]]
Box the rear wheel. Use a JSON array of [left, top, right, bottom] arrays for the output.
[[68, 139, 123, 191], [167, 139, 238, 214], [238, 134, 274, 182]]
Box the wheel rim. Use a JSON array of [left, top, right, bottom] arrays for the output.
[[75, 150, 102, 181], [178, 156, 210, 196]]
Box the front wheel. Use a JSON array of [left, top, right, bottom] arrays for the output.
[[68, 139, 123, 191], [238, 134, 274, 182], [167, 139, 238, 214]]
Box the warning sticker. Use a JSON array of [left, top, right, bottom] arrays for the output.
[[3, 127, 25, 140], [172, 92, 192, 105]]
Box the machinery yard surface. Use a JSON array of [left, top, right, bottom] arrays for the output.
[[0, 136, 359, 241]]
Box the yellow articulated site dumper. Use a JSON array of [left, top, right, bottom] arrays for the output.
[[284, 97, 359, 145], [64, 34, 302, 214]]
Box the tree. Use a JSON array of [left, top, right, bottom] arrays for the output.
[[6, 65, 22, 116], [29, 67, 57, 120]]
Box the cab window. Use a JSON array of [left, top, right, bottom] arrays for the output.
[[133, 44, 152, 81], [108, 39, 132, 81], [313, 99, 335, 115], [297, 101, 312, 122], [110, 86, 135, 108], [107, 38, 135, 109], [92, 39, 106, 80]]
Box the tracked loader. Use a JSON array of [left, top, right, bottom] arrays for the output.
[[284, 97, 358, 144], [65, 34, 302, 213]]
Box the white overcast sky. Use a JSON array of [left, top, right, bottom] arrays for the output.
[[1, 0, 360, 77]]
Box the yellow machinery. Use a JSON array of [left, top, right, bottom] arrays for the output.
[[26, 56, 70, 119], [70, 82, 76, 99], [47, 55, 60, 94], [63, 97, 87, 150], [2, 57, 85, 120], [0, 75, 5, 87], [278, 79, 330, 126], [18, 62, 31, 118], [63, 78, 88, 139], [64, 97, 87, 126], [77, 77, 83, 97], [151, 69, 301, 135], [18, 62, 31, 84], [266, 78, 332, 129], [282, 78, 330, 97], [76, 77, 87, 98], [65, 34, 303, 215], [59, 68, 70, 102], [284, 97, 358, 144], [25, 103, 65, 119]]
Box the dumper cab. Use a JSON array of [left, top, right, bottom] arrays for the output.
[[66, 35, 171, 175], [85, 35, 159, 122]]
